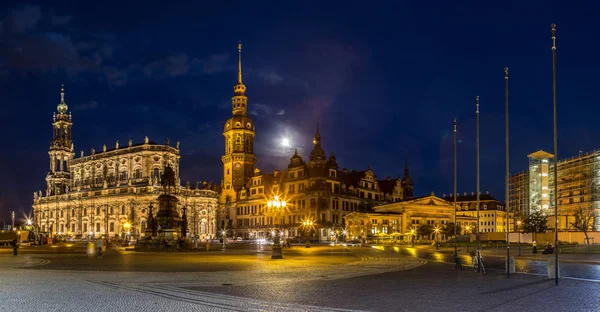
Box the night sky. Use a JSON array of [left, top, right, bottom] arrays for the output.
[[1, 1, 599, 224]]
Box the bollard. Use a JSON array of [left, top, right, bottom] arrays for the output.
[[506, 256, 515, 274], [548, 256, 560, 279]]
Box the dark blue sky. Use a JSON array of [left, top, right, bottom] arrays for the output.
[[1, 1, 598, 223]]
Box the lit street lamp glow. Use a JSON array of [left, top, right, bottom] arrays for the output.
[[267, 196, 286, 208]]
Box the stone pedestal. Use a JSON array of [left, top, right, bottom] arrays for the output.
[[271, 243, 283, 259], [548, 256, 560, 279], [506, 256, 515, 274], [155, 194, 182, 236]]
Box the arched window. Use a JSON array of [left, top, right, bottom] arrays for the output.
[[141, 221, 147, 231], [96, 207, 100, 215], [83, 208, 87, 215], [201, 222, 206, 234], [134, 168, 142, 179], [121, 205, 126, 215], [71, 209, 75, 217], [153, 168, 159, 178]]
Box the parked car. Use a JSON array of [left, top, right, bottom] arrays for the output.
[[345, 240, 361, 247]]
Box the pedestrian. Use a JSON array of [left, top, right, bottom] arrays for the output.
[[205, 239, 210, 251], [532, 240, 538, 254], [96, 240, 103, 258], [453, 250, 462, 270], [11, 239, 18, 256]]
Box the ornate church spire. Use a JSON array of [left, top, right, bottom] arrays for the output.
[[310, 120, 326, 163], [237, 41, 243, 85], [231, 41, 248, 115], [57, 84, 68, 114], [313, 118, 321, 146]]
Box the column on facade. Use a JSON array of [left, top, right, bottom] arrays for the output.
[[401, 212, 408, 234]]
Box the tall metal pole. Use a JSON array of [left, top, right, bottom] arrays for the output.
[[11, 211, 15, 230], [551, 23, 559, 286], [476, 96, 480, 252], [453, 118, 457, 253], [505, 67, 510, 278]]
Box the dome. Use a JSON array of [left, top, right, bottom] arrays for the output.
[[288, 149, 305, 168], [327, 152, 338, 169], [224, 115, 254, 132], [309, 146, 327, 162], [57, 85, 68, 114]]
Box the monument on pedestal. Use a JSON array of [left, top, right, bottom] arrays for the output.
[[136, 165, 183, 250], [154, 165, 182, 239]]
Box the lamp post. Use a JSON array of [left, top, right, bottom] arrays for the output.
[[267, 196, 286, 259], [11, 211, 15, 230], [434, 227, 440, 250], [465, 226, 471, 253], [123, 221, 131, 245], [303, 219, 314, 248], [221, 229, 227, 248], [410, 228, 415, 247], [517, 220, 522, 256]]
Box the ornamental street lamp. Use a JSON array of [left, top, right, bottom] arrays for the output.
[[302, 219, 314, 248], [434, 227, 440, 250], [410, 228, 415, 247], [267, 196, 286, 259], [123, 221, 131, 244], [11, 211, 15, 230]]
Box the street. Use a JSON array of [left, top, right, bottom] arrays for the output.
[[0, 244, 599, 311], [377, 245, 600, 281]]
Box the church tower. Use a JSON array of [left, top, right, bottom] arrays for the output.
[[46, 85, 75, 196], [221, 43, 256, 203]]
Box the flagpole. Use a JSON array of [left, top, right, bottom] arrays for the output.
[[505, 67, 510, 278], [453, 118, 457, 254], [551, 23, 559, 286], [476, 96, 480, 255]]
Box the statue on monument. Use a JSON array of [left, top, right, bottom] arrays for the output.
[[161, 165, 176, 195]]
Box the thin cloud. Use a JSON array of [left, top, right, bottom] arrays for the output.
[[75, 100, 99, 111]]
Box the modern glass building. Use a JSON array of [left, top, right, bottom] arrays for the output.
[[510, 149, 600, 231]]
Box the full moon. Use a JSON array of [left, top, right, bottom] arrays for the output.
[[281, 138, 290, 147]]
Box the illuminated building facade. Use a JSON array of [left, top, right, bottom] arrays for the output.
[[509, 149, 600, 230], [219, 45, 413, 241], [443, 192, 507, 233], [32, 88, 218, 240]]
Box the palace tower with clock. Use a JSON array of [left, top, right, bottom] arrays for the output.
[[220, 42, 256, 205]]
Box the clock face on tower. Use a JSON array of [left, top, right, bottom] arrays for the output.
[[235, 163, 241, 169]]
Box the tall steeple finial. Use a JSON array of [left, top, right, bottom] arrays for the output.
[[57, 84, 68, 114], [313, 118, 321, 146], [238, 41, 243, 84], [232, 41, 247, 109]]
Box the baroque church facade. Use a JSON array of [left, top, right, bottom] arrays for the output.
[[32, 87, 218, 241], [219, 45, 414, 241]]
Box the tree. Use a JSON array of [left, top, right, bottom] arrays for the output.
[[417, 224, 434, 240], [571, 207, 596, 251], [357, 201, 375, 213], [442, 222, 461, 238], [522, 211, 548, 240]]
